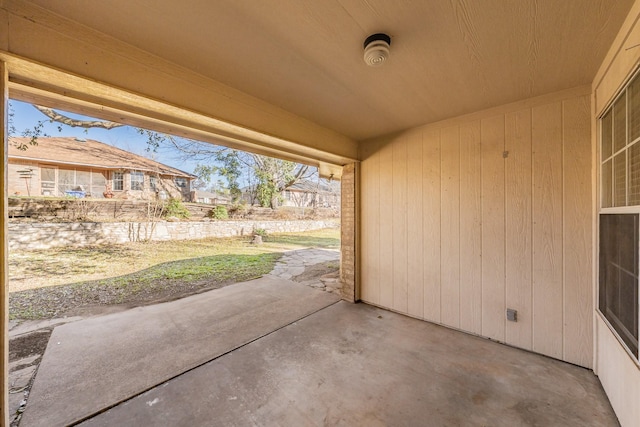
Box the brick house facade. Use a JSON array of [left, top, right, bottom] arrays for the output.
[[9, 137, 194, 201]]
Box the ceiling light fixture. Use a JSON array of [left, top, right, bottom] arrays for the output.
[[364, 33, 391, 67]]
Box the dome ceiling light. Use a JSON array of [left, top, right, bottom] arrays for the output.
[[363, 33, 391, 67]]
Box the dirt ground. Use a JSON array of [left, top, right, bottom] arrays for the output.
[[10, 260, 340, 353], [9, 330, 51, 363], [291, 260, 340, 282]]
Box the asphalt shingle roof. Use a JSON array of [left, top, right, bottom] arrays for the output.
[[9, 136, 194, 178]]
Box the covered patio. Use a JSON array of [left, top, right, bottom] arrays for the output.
[[20, 279, 616, 426], [2, 0, 640, 426]]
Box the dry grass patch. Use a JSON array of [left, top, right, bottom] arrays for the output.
[[9, 228, 340, 320]]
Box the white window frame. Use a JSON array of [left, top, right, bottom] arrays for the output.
[[39, 165, 57, 196], [112, 171, 124, 191], [599, 67, 640, 366], [130, 171, 144, 191]]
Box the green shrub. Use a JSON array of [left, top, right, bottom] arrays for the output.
[[209, 205, 229, 220], [163, 198, 190, 219], [253, 228, 268, 237], [227, 203, 248, 219]]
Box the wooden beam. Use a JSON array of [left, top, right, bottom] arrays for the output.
[[0, 0, 358, 164], [6, 59, 350, 179], [0, 59, 9, 427]]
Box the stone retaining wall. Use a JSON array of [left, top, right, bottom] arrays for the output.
[[8, 198, 339, 222], [8, 220, 338, 251]]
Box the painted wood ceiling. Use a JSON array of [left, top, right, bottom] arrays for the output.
[[27, 0, 634, 141]]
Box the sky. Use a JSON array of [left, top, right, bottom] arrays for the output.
[[9, 99, 203, 175]]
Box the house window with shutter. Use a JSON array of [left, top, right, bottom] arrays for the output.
[[599, 69, 640, 362]]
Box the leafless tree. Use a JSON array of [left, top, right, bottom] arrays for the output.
[[18, 103, 316, 208]]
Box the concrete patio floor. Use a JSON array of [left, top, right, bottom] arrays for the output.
[[77, 301, 617, 427], [21, 281, 618, 426], [19, 275, 340, 427]]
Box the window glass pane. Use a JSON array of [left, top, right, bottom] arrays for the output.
[[76, 171, 91, 190], [40, 167, 55, 182], [630, 74, 640, 142], [113, 172, 123, 191], [59, 169, 74, 184], [630, 143, 640, 205], [150, 176, 157, 190], [91, 171, 106, 198], [131, 171, 144, 191], [40, 167, 55, 196], [599, 214, 639, 357], [603, 159, 613, 208], [602, 110, 613, 160], [614, 151, 627, 206], [91, 171, 106, 186], [614, 94, 627, 153], [58, 169, 74, 194]]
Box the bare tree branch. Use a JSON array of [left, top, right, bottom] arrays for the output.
[[33, 105, 125, 130], [22, 101, 318, 209]]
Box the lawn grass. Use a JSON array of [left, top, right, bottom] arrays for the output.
[[9, 227, 340, 320], [263, 228, 340, 249]]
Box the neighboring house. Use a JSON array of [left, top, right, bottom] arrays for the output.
[[8, 137, 195, 201], [239, 180, 340, 208], [190, 189, 231, 205], [281, 179, 340, 208]]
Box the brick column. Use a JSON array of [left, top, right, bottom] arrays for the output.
[[340, 162, 358, 302]]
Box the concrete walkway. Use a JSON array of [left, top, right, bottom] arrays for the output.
[[268, 248, 339, 281], [20, 276, 340, 427], [10, 247, 341, 424], [268, 248, 342, 293]]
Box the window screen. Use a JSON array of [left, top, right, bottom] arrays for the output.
[[40, 167, 56, 196], [603, 159, 613, 208], [58, 169, 74, 194], [614, 94, 628, 153], [630, 74, 640, 142], [599, 214, 639, 357], [91, 171, 106, 198], [614, 152, 627, 206], [602, 111, 613, 161], [76, 171, 91, 191]]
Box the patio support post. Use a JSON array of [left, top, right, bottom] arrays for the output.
[[0, 60, 8, 427], [340, 162, 359, 302]]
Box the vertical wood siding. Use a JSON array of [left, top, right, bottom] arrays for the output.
[[359, 89, 593, 367]]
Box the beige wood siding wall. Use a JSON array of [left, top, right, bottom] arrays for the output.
[[592, 1, 640, 426], [8, 160, 40, 196], [360, 87, 593, 368]]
